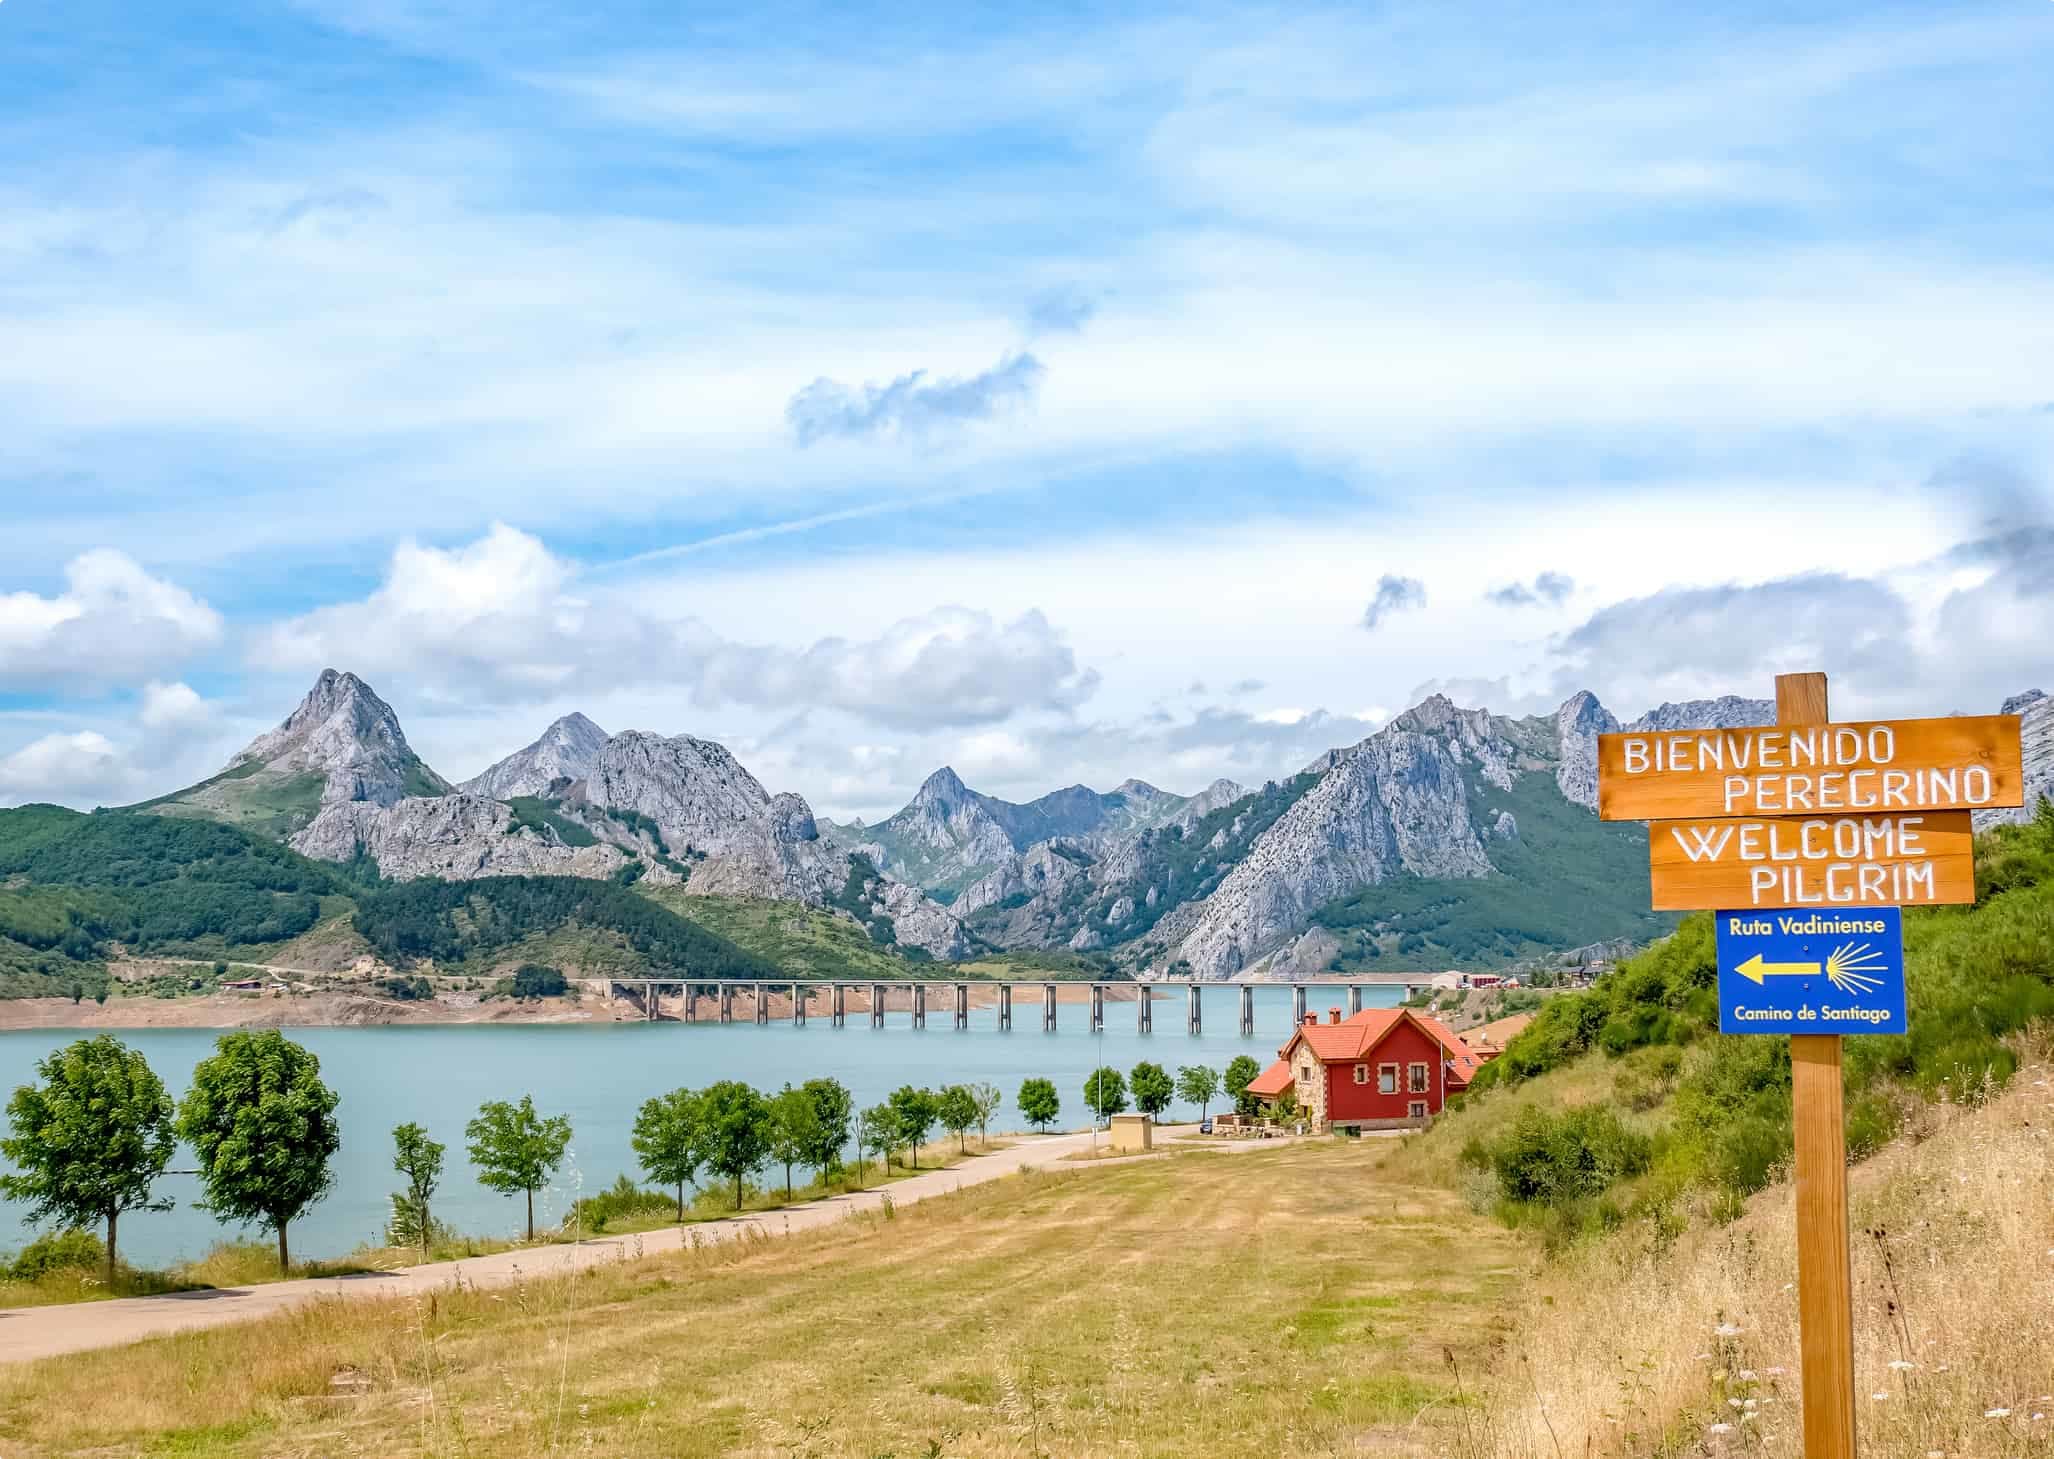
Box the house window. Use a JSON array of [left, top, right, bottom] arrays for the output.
[[1408, 1100, 1428, 1119], [1378, 1065, 1398, 1095], [1353, 1063, 1368, 1085], [1408, 1062, 1429, 1094]]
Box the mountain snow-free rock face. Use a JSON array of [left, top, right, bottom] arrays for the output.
[[1163, 697, 1504, 980], [1978, 690, 2053, 829], [843, 767, 1252, 895], [461, 713, 609, 800], [232, 669, 450, 806], [1626, 697, 1775, 734], [1552, 691, 1620, 809], [292, 793, 646, 881]]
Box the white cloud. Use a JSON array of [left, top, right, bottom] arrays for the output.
[[138, 680, 211, 732], [0, 551, 221, 688], [252, 524, 1099, 728], [0, 732, 122, 804]]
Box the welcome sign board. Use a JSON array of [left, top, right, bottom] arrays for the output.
[[1647, 810, 1974, 910], [1596, 714, 2022, 822]]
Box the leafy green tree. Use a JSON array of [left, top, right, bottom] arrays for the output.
[[888, 1086, 939, 1168], [1129, 1061, 1174, 1119], [767, 1084, 819, 1200], [177, 1030, 342, 1273], [465, 1095, 573, 1240], [632, 1088, 702, 1220], [1225, 1054, 1264, 1118], [1083, 1067, 1128, 1124], [1176, 1064, 1221, 1121], [936, 1085, 978, 1153], [1017, 1077, 1060, 1132], [969, 1081, 1003, 1147], [799, 1077, 853, 1178], [697, 1080, 771, 1209], [509, 964, 567, 998], [387, 1122, 445, 1259], [0, 1035, 175, 1283], [857, 1102, 896, 1180]]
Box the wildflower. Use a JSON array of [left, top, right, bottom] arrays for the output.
[[1729, 1398, 1745, 1410], [1986, 1408, 2012, 1419], [1737, 1369, 1758, 1381], [1695, 1352, 1714, 1361], [1889, 1360, 1917, 1371], [1743, 1399, 1758, 1410], [1874, 1392, 1891, 1401], [1709, 1423, 1734, 1435], [1766, 1366, 1788, 1376], [1714, 1323, 1744, 1338]]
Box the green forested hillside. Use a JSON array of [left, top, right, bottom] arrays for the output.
[[351, 875, 780, 978], [1309, 771, 1674, 970], [0, 806, 349, 995]]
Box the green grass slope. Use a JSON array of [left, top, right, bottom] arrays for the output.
[[637, 887, 937, 980]]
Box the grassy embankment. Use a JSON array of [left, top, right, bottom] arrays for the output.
[[0, 1142, 1518, 1457], [0, 1135, 1008, 1312]]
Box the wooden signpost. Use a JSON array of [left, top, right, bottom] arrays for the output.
[[1597, 673, 2025, 1459]]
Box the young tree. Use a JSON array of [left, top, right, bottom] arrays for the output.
[[969, 1081, 1003, 1147], [799, 1077, 854, 1179], [857, 1102, 896, 1180], [177, 1030, 341, 1273], [387, 1122, 445, 1260], [1017, 1077, 1060, 1132], [697, 1080, 771, 1209], [465, 1095, 573, 1240], [0, 1035, 175, 1284], [888, 1085, 939, 1168], [631, 1087, 702, 1220], [1129, 1061, 1174, 1119], [1083, 1067, 1128, 1125], [1176, 1064, 1221, 1121], [767, 1084, 819, 1201], [1225, 1054, 1264, 1118], [936, 1085, 978, 1153]]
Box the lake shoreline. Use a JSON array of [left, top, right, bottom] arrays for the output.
[[0, 979, 1165, 1031]]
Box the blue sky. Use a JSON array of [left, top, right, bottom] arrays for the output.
[[3, 0, 2052, 818]]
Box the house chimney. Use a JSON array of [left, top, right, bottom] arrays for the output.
[[1327, 1007, 1342, 1024], [1302, 1011, 1317, 1027]]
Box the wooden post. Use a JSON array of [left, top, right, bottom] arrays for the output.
[[1777, 671, 1857, 1459]]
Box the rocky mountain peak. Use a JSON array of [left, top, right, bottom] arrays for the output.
[[461, 711, 611, 800], [1111, 778, 1165, 801], [228, 669, 447, 807], [1626, 696, 1774, 733], [913, 766, 973, 806], [2002, 689, 2047, 717], [1552, 689, 1620, 809]]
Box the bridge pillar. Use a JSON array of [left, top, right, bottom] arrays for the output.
[[720, 984, 733, 1024], [1137, 985, 1152, 1033], [1043, 982, 1057, 1032], [954, 983, 969, 1031], [793, 983, 806, 1026], [1188, 983, 1202, 1035], [1292, 984, 1307, 1026], [913, 984, 927, 1030], [1348, 984, 1362, 1017], [832, 984, 846, 1027], [998, 984, 1012, 1031], [1239, 984, 1255, 1036], [1090, 983, 1105, 1034], [754, 982, 768, 1025], [870, 983, 885, 1029], [684, 983, 694, 1023]]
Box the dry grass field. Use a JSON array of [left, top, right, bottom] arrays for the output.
[[1452, 1059, 2054, 1459], [0, 1143, 1521, 1458]]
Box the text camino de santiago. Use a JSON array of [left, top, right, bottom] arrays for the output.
[[1726, 915, 1897, 1027]]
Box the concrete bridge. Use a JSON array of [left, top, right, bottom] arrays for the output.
[[593, 977, 1432, 1036]]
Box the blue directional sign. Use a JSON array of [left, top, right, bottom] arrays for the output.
[[1715, 906, 1906, 1036]]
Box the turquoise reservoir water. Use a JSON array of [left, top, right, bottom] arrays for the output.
[[0, 985, 1399, 1267]]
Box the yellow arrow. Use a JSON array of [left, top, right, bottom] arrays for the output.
[[1734, 953, 1822, 985]]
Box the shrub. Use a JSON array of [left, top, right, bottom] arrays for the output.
[[570, 1175, 677, 1233], [7, 1228, 108, 1282], [509, 964, 568, 999], [1488, 1106, 1652, 1206]]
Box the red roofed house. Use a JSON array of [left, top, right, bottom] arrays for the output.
[[1246, 1005, 1493, 1132]]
